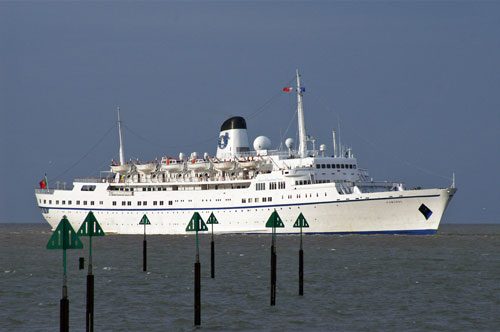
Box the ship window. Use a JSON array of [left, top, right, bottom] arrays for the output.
[[43, 199, 46, 203], [295, 181, 298, 185], [321, 164, 325, 168], [138, 201, 142, 206], [332, 164, 336, 168], [268, 197, 272, 202], [263, 197, 267, 202], [68, 200, 72, 205], [76, 200, 80, 205], [316, 164, 320, 169], [122, 201, 126, 206], [255, 198, 259, 203], [341, 164, 345, 169], [160, 201, 164, 205], [336, 164, 340, 168], [153, 201, 157, 206], [111, 201, 115, 206], [55, 200, 59, 204], [143, 201, 147, 206], [91, 201, 94, 206], [327, 164, 331, 169], [168, 201, 173, 205], [84, 201, 88, 205], [248, 198, 252, 203], [242, 198, 246, 203]]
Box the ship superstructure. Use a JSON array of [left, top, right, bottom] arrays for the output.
[[35, 71, 456, 234]]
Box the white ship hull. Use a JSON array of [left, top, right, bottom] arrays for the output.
[[35, 184, 455, 235], [35, 71, 456, 235]]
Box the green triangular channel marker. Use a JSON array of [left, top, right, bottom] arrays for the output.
[[47, 216, 84, 250], [206, 212, 219, 225], [139, 214, 151, 225], [265, 210, 285, 228], [77, 211, 105, 237], [293, 213, 310, 228], [186, 212, 208, 232]]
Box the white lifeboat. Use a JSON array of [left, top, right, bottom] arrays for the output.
[[238, 157, 258, 170], [110, 164, 132, 175], [187, 159, 212, 171], [136, 162, 156, 174], [213, 160, 235, 172], [160, 159, 184, 173]]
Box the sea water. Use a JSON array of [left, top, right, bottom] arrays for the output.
[[1, 223, 499, 332]]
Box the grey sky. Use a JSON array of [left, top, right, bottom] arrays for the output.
[[1, 1, 499, 223]]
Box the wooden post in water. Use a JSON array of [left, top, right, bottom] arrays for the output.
[[47, 216, 83, 332], [77, 211, 105, 332], [265, 210, 285, 306], [293, 213, 309, 296], [186, 212, 208, 325]]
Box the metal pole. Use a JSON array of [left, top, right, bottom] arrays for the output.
[[61, 250, 69, 332], [194, 230, 201, 325], [86, 236, 94, 332], [143, 223, 147, 272], [270, 227, 277, 306], [211, 224, 215, 278]]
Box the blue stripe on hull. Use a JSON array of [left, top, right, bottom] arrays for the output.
[[233, 229, 437, 236]]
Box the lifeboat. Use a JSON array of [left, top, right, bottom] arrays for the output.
[[110, 164, 132, 175], [160, 159, 184, 172], [238, 157, 258, 170], [213, 160, 235, 172], [135, 162, 156, 174], [187, 159, 212, 171]]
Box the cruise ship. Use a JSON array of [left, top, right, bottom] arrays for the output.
[[35, 71, 456, 235]]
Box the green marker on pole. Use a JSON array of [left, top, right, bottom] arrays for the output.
[[293, 212, 309, 296], [47, 216, 83, 332], [206, 213, 219, 279], [77, 211, 105, 332], [265, 210, 285, 306], [186, 212, 208, 326], [139, 215, 151, 272]]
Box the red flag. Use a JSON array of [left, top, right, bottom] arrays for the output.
[[283, 87, 293, 92], [39, 177, 47, 189]]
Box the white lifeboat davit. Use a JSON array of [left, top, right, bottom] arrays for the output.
[[160, 159, 184, 173]]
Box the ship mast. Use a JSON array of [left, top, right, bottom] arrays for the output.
[[296, 69, 307, 158], [117, 107, 125, 166]]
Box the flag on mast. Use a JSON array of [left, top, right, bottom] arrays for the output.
[[39, 175, 48, 189], [283, 87, 293, 92]]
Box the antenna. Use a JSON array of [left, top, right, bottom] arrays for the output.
[[296, 69, 307, 158], [117, 107, 125, 166], [452, 172, 456, 189], [332, 130, 337, 158]]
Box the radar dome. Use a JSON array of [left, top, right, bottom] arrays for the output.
[[253, 136, 271, 151], [285, 138, 295, 149], [320, 144, 326, 151]]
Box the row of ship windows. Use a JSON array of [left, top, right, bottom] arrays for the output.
[[241, 197, 273, 203], [256, 181, 286, 191], [40, 198, 232, 206], [317, 164, 356, 169]]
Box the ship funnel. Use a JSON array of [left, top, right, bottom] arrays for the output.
[[216, 116, 250, 159]]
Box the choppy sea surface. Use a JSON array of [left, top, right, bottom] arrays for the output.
[[1, 223, 499, 332]]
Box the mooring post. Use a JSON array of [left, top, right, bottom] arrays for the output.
[[138, 215, 151, 272], [293, 213, 309, 296], [186, 212, 208, 326], [206, 212, 219, 279], [265, 210, 285, 306], [77, 211, 105, 332], [47, 216, 83, 332]]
